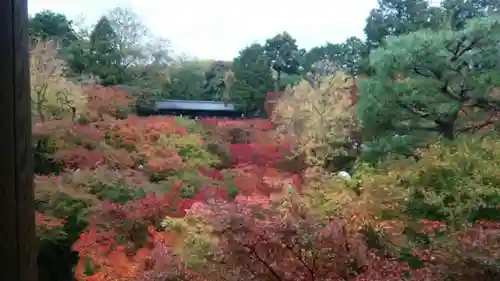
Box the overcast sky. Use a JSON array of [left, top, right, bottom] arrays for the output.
[[29, 0, 378, 60]]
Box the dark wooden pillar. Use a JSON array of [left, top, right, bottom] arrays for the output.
[[0, 0, 37, 280]]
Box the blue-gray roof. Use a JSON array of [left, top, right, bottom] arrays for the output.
[[155, 99, 237, 111]]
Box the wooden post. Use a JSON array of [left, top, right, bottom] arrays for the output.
[[0, 0, 38, 280]]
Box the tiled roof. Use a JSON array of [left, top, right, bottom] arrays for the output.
[[155, 100, 237, 111]]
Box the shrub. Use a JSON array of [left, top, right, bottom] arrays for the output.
[[157, 133, 219, 170], [35, 175, 98, 222], [306, 134, 500, 228], [353, 134, 500, 228], [160, 195, 370, 281], [35, 212, 66, 243], [304, 134, 500, 280], [82, 85, 133, 122], [68, 168, 148, 203]]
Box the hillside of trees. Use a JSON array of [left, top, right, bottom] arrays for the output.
[[29, 1, 500, 281]]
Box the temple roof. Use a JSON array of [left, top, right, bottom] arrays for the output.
[[155, 99, 237, 111]]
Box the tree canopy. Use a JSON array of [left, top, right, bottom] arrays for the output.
[[28, 4, 500, 281]]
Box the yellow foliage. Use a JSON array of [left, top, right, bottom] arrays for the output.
[[30, 40, 86, 121], [273, 72, 357, 167], [302, 167, 356, 217], [157, 133, 220, 169], [303, 162, 406, 234], [161, 214, 217, 270], [304, 134, 500, 231]]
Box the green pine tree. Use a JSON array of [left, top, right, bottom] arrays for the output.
[[89, 16, 123, 86], [231, 43, 275, 117]]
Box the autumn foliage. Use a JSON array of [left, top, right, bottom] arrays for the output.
[[32, 67, 500, 281], [272, 73, 359, 171]]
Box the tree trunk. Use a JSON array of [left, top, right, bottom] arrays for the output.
[[275, 70, 281, 92], [439, 121, 455, 140]]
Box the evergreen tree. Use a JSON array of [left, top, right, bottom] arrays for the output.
[[357, 16, 500, 159], [88, 16, 123, 85], [231, 44, 275, 117], [441, 0, 500, 29], [364, 0, 443, 49], [264, 32, 302, 91], [28, 10, 78, 46]]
